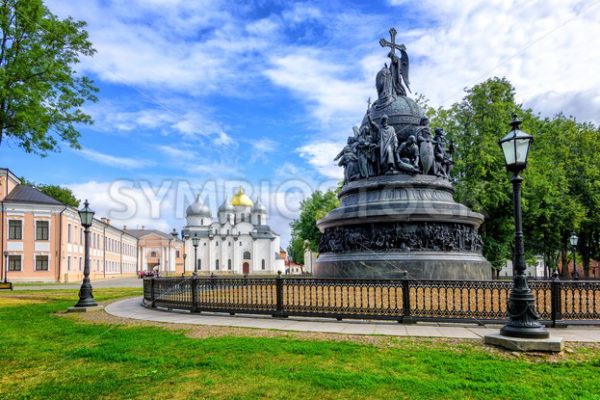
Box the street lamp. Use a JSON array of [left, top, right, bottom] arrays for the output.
[[192, 233, 200, 273], [498, 115, 548, 339], [3, 251, 8, 284], [569, 232, 579, 280], [74, 200, 97, 308]]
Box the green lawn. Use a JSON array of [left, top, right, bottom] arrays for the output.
[[1, 289, 599, 399]]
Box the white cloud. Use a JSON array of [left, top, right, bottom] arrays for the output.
[[249, 138, 277, 162], [394, 0, 600, 120], [297, 142, 344, 180], [267, 0, 600, 179], [67, 180, 173, 232], [65, 177, 332, 247], [78, 148, 154, 169], [48, 0, 277, 96]]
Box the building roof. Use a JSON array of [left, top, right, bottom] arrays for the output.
[[124, 229, 176, 240], [4, 184, 64, 205], [231, 186, 253, 207]]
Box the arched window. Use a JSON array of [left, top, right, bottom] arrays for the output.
[[150, 251, 157, 257], [201, 219, 204, 225], [258, 215, 262, 225], [228, 259, 232, 270], [261, 259, 266, 270], [243, 251, 251, 259], [215, 259, 220, 270], [241, 214, 245, 222]]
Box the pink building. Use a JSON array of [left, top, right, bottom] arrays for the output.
[[0, 168, 140, 283]]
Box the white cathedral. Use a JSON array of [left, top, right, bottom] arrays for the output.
[[182, 187, 285, 275]]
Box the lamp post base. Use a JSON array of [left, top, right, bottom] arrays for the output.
[[500, 324, 549, 339], [485, 333, 562, 352], [501, 285, 549, 339], [74, 280, 97, 308]]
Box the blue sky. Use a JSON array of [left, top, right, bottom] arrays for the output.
[[2, 0, 599, 246]]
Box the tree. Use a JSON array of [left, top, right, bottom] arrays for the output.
[[287, 189, 339, 264], [0, 0, 97, 155], [427, 77, 600, 278], [20, 177, 79, 207], [427, 77, 520, 275]]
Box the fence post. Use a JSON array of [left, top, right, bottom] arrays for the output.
[[150, 277, 156, 308], [191, 276, 199, 313], [551, 270, 565, 327], [401, 279, 414, 324], [273, 271, 287, 318]]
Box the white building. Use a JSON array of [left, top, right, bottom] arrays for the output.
[[498, 257, 546, 278], [182, 187, 285, 275]]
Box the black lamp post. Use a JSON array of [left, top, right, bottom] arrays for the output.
[[3, 251, 8, 284], [74, 200, 97, 308], [570, 232, 579, 280], [498, 115, 548, 339], [192, 234, 200, 273]]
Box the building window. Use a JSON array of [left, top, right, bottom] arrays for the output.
[[243, 251, 251, 259], [215, 259, 219, 270], [216, 241, 219, 247], [261, 259, 266, 270], [68, 224, 72, 242], [36, 255, 49, 271], [150, 251, 157, 257], [67, 256, 71, 271], [176, 250, 180, 258], [239, 242, 242, 246], [8, 255, 21, 271], [241, 214, 245, 222], [228, 242, 231, 247], [201, 219, 204, 225], [198, 259, 201, 269], [36, 221, 49, 240], [79, 257, 82, 271], [228, 259, 232, 270], [8, 220, 22, 240], [258, 215, 262, 225]]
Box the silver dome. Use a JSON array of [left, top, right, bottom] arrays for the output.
[[186, 195, 211, 217], [218, 197, 234, 213], [252, 197, 267, 213]]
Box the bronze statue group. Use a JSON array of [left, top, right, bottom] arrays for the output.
[[335, 114, 454, 184]]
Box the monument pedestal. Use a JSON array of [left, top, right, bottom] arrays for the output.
[[316, 174, 491, 280]]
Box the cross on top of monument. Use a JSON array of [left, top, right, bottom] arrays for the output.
[[379, 27, 406, 54]]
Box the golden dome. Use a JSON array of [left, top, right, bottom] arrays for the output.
[[231, 186, 254, 207]]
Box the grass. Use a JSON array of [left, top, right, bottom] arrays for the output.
[[1, 289, 600, 399]]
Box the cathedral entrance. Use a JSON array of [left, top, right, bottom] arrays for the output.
[[242, 262, 250, 275]]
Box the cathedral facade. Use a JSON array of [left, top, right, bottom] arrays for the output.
[[182, 187, 284, 275]]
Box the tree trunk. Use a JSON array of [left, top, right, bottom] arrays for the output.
[[560, 246, 569, 278]]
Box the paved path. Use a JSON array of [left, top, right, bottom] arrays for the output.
[[106, 297, 600, 342], [14, 277, 142, 290]]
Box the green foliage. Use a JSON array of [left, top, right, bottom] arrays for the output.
[[1, 289, 600, 399], [20, 176, 80, 207], [0, 0, 98, 155], [288, 189, 339, 264], [428, 77, 600, 276]]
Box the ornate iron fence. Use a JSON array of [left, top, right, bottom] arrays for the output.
[[143, 275, 600, 326]]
